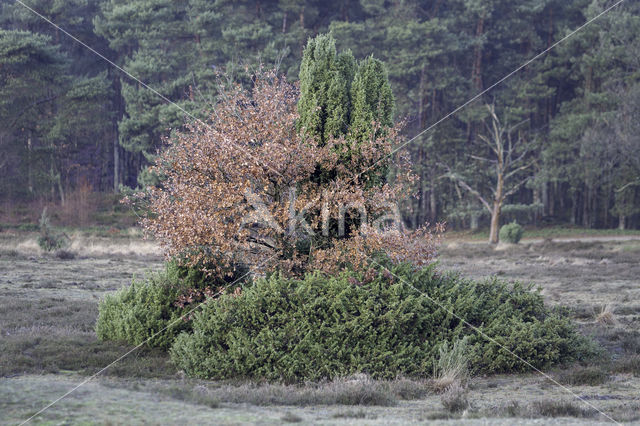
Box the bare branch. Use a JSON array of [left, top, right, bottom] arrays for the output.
[[615, 179, 640, 193], [468, 154, 495, 163], [504, 161, 534, 180], [445, 172, 492, 213], [504, 175, 532, 198]]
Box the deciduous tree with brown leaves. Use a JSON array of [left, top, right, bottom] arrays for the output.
[[139, 69, 441, 278]]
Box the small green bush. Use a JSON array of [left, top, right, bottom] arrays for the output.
[[38, 208, 68, 251], [95, 269, 192, 349], [170, 263, 594, 382], [499, 222, 524, 244], [96, 259, 250, 349]]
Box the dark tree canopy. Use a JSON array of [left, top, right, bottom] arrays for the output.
[[1, 0, 639, 230]]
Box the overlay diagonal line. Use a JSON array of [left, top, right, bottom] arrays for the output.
[[13, 0, 284, 179], [367, 257, 620, 424]]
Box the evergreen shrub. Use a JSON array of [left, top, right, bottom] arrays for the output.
[[38, 207, 68, 251], [169, 263, 594, 382], [499, 222, 524, 244], [96, 260, 248, 349]]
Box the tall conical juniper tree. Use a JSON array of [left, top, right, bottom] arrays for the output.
[[297, 34, 397, 243], [298, 34, 354, 144], [298, 34, 393, 145], [349, 55, 394, 141], [298, 34, 394, 190]]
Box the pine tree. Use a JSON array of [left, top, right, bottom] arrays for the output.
[[0, 29, 67, 199]]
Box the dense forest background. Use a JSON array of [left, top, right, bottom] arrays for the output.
[[1, 0, 639, 230]]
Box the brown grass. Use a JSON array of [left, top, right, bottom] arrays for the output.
[[147, 374, 399, 407], [431, 339, 469, 393], [596, 304, 616, 325], [440, 382, 469, 413]]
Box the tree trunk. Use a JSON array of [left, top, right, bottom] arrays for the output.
[[619, 214, 626, 230], [489, 203, 500, 244], [533, 185, 541, 225], [582, 183, 591, 228], [430, 181, 437, 222], [490, 168, 504, 244], [113, 127, 119, 192], [57, 175, 65, 206], [472, 15, 485, 91], [470, 213, 479, 231], [27, 133, 33, 194], [571, 192, 578, 225], [603, 188, 609, 228]]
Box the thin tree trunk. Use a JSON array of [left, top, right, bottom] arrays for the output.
[[603, 188, 609, 228], [533, 186, 541, 226], [27, 133, 33, 194], [113, 127, 119, 192], [430, 181, 437, 222], [489, 203, 501, 244], [583, 184, 590, 227], [490, 174, 504, 244], [57, 175, 65, 206], [472, 15, 485, 91], [542, 181, 549, 216], [470, 213, 479, 231]]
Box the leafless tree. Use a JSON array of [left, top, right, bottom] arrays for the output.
[[445, 104, 534, 243]]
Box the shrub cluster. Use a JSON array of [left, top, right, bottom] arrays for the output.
[[499, 222, 524, 244], [38, 207, 69, 251], [95, 268, 191, 349], [168, 263, 593, 382], [95, 261, 247, 349]]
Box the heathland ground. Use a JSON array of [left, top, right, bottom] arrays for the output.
[[1, 230, 639, 424]]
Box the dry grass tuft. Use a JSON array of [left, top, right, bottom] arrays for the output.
[[531, 399, 596, 418], [492, 398, 598, 419], [432, 338, 469, 393], [440, 382, 469, 413], [176, 374, 397, 407], [613, 354, 640, 376], [387, 377, 431, 399], [332, 409, 369, 419], [596, 304, 616, 325]]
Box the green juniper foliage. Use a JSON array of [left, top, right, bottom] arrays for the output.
[[170, 263, 594, 382], [95, 267, 193, 349], [95, 260, 248, 349], [298, 34, 393, 145], [499, 222, 524, 244], [297, 34, 356, 144]]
